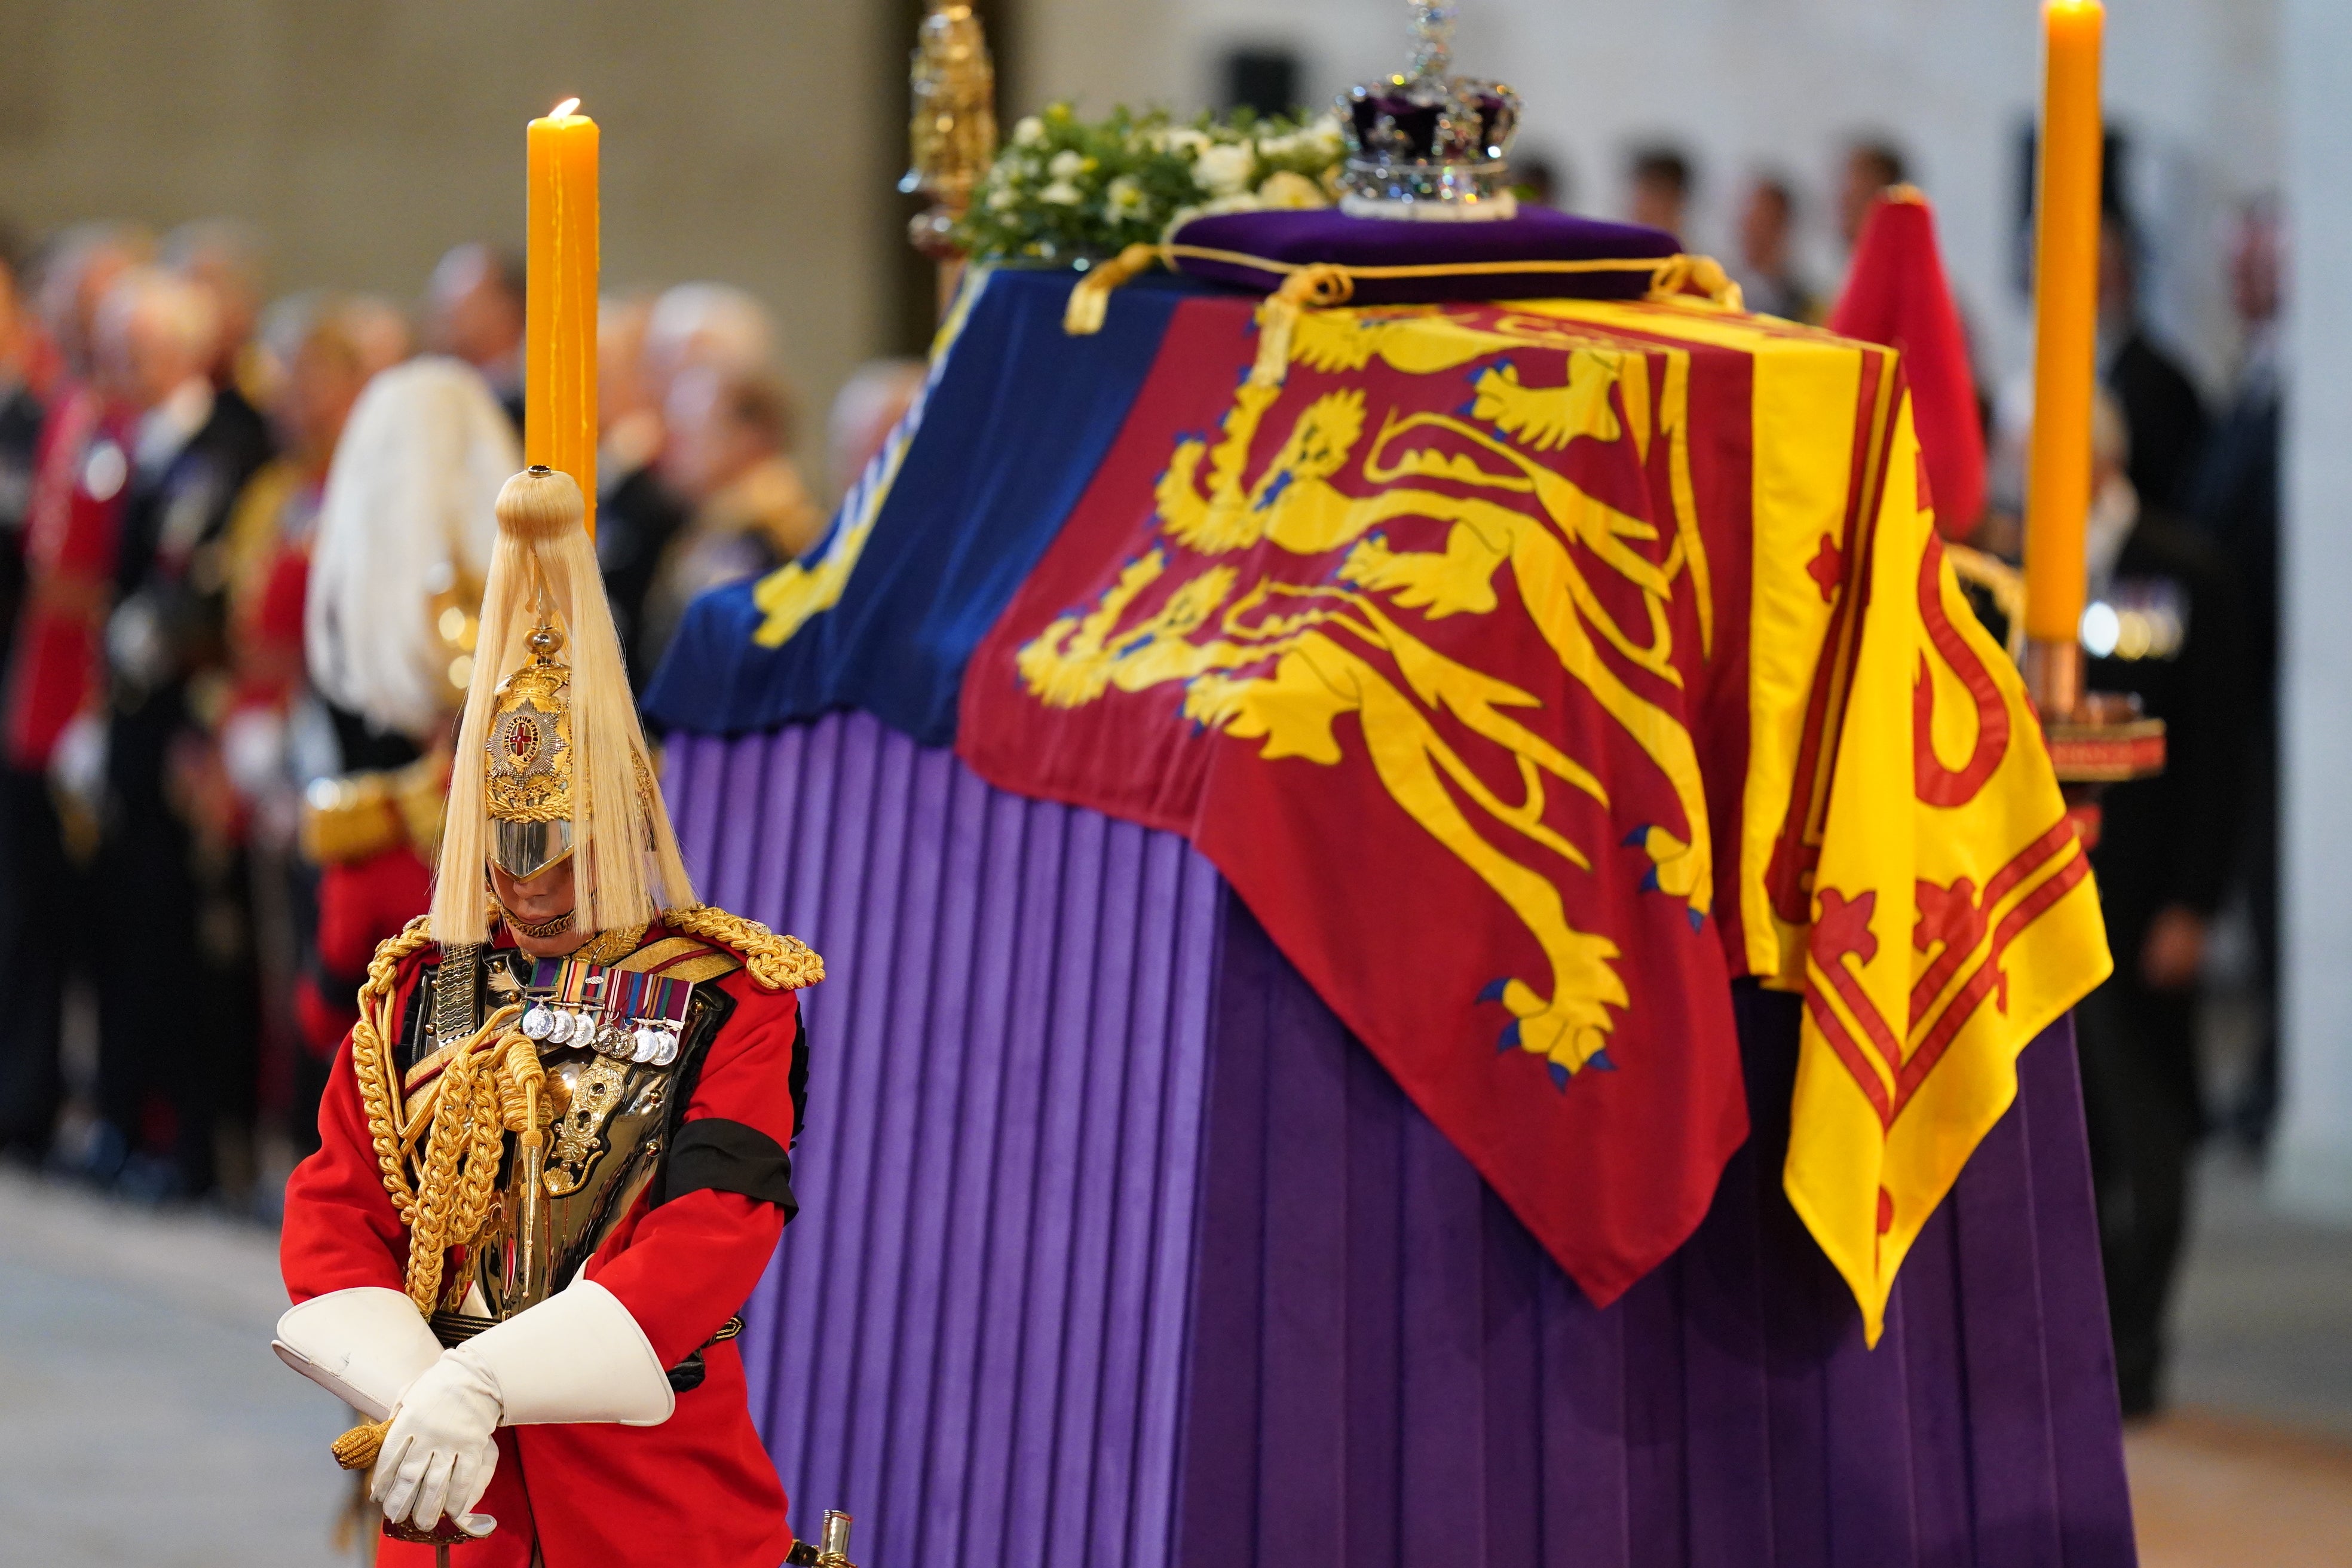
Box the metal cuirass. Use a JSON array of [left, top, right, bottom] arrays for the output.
[[396, 942, 737, 1346]]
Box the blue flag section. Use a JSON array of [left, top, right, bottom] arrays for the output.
[[642, 267, 1194, 744]]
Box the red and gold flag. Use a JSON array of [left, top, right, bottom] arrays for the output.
[[958, 284, 2108, 1322]]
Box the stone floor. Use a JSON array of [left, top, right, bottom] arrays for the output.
[[0, 1169, 350, 1567], [1, 1151, 2347, 1566]]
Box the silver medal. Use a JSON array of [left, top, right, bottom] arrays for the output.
[[547, 1009, 576, 1045], [652, 1024, 681, 1067], [632, 1024, 661, 1064], [596, 1018, 634, 1059], [522, 1003, 555, 1040]]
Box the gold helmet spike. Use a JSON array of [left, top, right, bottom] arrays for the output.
[[431, 466, 697, 944]]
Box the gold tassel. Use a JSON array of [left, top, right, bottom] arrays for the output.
[[1250, 263, 1355, 388], [1062, 243, 1163, 336], [1647, 253, 1744, 310], [332, 1416, 391, 1471]]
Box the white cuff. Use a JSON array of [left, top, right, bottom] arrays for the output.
[[452, 1278, 675, 1428], [274, 1286, 445, 1421]]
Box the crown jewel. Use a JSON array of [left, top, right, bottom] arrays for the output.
[[1337, 2, 1521, 222]]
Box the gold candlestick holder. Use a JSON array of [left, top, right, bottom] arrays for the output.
[[1949, 549, 2164, 846], [903, 2, 997, 316]]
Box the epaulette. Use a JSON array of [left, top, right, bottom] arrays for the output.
[[301, 756, 448, 867], [659, 905, 825, 992], [364, 916, 440, 987]]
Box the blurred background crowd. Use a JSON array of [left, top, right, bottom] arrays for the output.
[[0, 221, 929, 1209]]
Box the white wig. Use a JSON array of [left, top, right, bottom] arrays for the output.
[[307, 356, 519, 740]]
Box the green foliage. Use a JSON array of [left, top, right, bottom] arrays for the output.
[[957, 102, 1348, 265]]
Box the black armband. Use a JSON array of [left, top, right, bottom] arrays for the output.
[[658, 1116, 799, 1223]]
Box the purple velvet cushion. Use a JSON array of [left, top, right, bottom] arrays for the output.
[[1170, 206, 1680, 304]]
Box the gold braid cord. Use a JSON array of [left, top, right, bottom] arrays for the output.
[[344, 918, 554, 1314], [661, 904, 825, 991]]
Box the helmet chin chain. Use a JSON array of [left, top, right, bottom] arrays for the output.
[[500, 904, 576, 940]]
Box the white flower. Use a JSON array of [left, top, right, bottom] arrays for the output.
[[1163, 127, 1211, 156], [1253, 170, 1328, 209], [1039, 179, 1083, 206], [988, 186, 1022, 212], [1104, 174, 1146, 216], [1013, 115, 1045, 147], [1193, 142, 1255, 197], [1257, 131, 1301, 159], [1048, 148, 1085, 180]]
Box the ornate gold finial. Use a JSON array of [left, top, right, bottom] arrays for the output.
[[903, 1, 998, 304]]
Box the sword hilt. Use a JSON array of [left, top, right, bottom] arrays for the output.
[[784, 1509, 856, 1567]]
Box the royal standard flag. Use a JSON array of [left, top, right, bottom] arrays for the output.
[[651, 268, 2109, 1325]]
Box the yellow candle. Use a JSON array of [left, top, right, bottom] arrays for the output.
[[2023, 0, 2103, 644], [526, 97, 599, 537]]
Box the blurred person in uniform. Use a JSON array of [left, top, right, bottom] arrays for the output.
[[1837, 139, 1907, 253], [1625, 145, 1692, 240], [602, 282, 781, 687], [2191, 196, 2284, 1146], [343, 293, 417, 382], [0, 223, 145, 1165], [0, 232, 43, 680], [1733, 174, 1820, 323], [2099, 209, 2207, 513], [641, 364, 820, 675], [2063, 389, 2251, 1418], [163, 220, 267, 405], [85, 263, 273, 1199], [211, 294, 381, 1156], [294, 355, 512, 1153], [826, 357, 926, 506], [594, 290, 691, 691], [427, 243, 526, 431]]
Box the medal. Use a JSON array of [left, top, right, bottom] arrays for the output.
[[522, 1002, 555, 1040], [632, 1024, 662, 1064], [594, 1017, 635, 1059], [547, 1009, 576, 1044]]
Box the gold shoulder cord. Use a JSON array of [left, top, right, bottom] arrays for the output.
[[660, 904, 826, 991], [334, 917, 556, 1474], [345, 918, 553, 1314]]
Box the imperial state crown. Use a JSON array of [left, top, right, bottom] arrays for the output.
[[1337, 1, 1521, 220]]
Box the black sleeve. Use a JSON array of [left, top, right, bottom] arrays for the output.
[[2161, 526, 2252, 915], [657, 1116, 799, 1224]]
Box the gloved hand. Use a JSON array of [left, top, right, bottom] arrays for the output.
[[273, 1286, 446, 1421], [370, 1352, 502, 1537], [368, 1278, 672, 1534]]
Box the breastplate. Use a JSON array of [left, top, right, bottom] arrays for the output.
[[399, 942, 732, 1336]]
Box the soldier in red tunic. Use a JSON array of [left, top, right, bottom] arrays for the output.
[[274, 464, 825, 1566]]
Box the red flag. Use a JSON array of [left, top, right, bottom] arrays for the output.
[[1830, 190, 1987, 537]]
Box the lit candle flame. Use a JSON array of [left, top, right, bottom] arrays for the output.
[[551, 96, 581, 119]]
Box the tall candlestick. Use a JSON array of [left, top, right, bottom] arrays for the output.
[[526, 97, 599, 538], [2023, 0, 2103, 710]]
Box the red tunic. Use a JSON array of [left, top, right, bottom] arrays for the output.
[[281, 933, 804, 1567]]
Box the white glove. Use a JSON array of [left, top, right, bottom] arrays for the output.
[[454, 1276, 675, 1427], [272, 1287, 444, 1421], [369, 1278, 673, 1535], [370, 1353, 501, 1537]]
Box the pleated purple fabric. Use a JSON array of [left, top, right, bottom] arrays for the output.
[[665, 709, 2137, 1568]]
